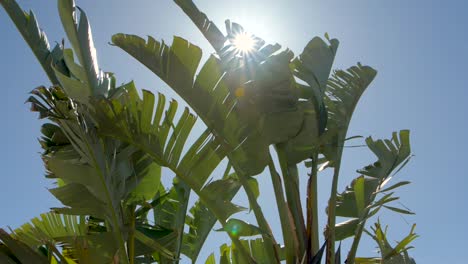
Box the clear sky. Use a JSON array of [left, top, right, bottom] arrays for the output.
[[1, 0, 467, 263]]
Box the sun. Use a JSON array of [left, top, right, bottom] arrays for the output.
[[233, 32, 256, 54]]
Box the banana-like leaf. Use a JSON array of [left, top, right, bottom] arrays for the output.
[[12, 213, 86, 248], [182, 173, 244, 263], [7, 4, 156, 259], [111, 32, 304, 176], [215, 219, 262, 238], [212, 239, 285, 264], [150, 180, 190, 263], [134, 225, 177, 260], [1, 0, 114, 100], [28, 85, 171, 263], [0, 0, 64, 84], [276, 100, 319, 164], [356, 221, 417, 264], [334, 130, 413, 241], [125, 152, 162, 205], [173, 0, 226, 52], [0, 229, 48, 264], [7, 0, 245, 262], [321, 63, 377, 164], [92, 81, 245, 224], [0, 244, 20, 264], [10, 213, 123, 263], [57, 0, 110, 97], [292, 35, 339, 134]]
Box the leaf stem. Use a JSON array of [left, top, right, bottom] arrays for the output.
[[276, 147, 307, 256], [128, 206, 136, 264], [306, 153, 319, 260], [325, 158, 341, 264], [237, 171, 280, 263], [346, 176, 386, 263], [174, 182, 191, 263], [267, 153, 297, 264]]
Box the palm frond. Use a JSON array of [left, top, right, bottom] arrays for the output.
[[0, 0, 63, 84], [322, 63, 377, 163], [173, 0, 226, 52], [27, 84, 175, 263], [92, 81, 245, 220], [111, 33, 304, 176], [208, 238, 286, 264], [334, 130, 412, 241], [0, 229, 48, 264], [355, 220, 417, 264], [182, 173, 243, 263]]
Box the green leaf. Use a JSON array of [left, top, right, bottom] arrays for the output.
[[389, 224, 418, 258], [321, 63, 377, 164], [125, 155, 162, 204], [11, 213, 118, 263], [183, 173, 242, 263], [134, 226, 176, 260], [200, 179, 247, 221], [378, 181, 411, 193], [359, 130, 411, 179], [333, 131, 413, 242], [205, 253, 216, 264], [12, 213, 86, 249], [29, 85, 167, 264], [292, 35, 339, 134], [335, 218, 359, 241], [58, 0, 101, 94], [0, 244, 20, 264], [370, 193, 399, 209], [277, 101, 320, 164], [0, 229, 48, 264], [90, 81, 253, 260], [49, 183, 107, 218], [151, 180, 190, 262], [215, 238, 286, 264], [112, 33, 304, 176], [354, 176, 366, 215], [335, 177, 379, 218], [360, 220, 417, 264], [354, 257, 382, 264], [383, 206, 415, 215], [174, 0, 226, 52], [247, 177, 260, 200], [0, 0, 62, 84], [0, 253, 17, 264], [52, 65, 90, 103], [216, 219, 262, 238]]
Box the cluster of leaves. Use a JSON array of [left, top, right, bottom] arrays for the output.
[[0, 0, 417, 263]]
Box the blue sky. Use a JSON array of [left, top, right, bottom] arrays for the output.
[[1, 0, 467, 263]]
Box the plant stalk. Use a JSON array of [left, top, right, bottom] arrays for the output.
[[346, 176, 387, 263], [267, 154, 298, 264], [173, 181, 191, 264], [237, 172, 281, 263], [306, 153, 319, 260], [107, 137, 254, 263], [325, 158, 342, 264], [276, 147, 307, 256], [128, 206, 136, 264], [346, 222, 365, 264]]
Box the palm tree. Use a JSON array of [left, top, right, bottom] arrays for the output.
[[0, 0, 417, 263]]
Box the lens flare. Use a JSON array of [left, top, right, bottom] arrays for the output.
[[233, 32, 255, 54]]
